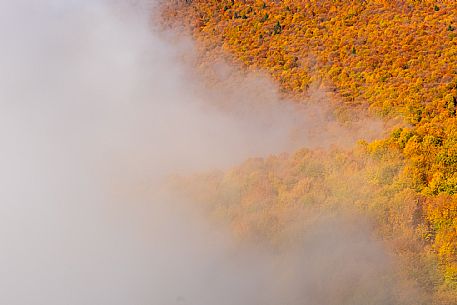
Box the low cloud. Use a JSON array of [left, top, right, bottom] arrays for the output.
[[0, 1, 401, 304]]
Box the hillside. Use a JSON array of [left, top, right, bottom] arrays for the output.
[[161, 1, 457, 304]]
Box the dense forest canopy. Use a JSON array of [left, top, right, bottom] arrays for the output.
[[162, 1, 457, 304]]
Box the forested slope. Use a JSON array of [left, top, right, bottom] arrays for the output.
[[161, 1, 457, 303]]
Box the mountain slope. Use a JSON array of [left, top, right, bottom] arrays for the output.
[[162, 1, 457, 303]]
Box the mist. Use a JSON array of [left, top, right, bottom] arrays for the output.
[[0, 1, 399, 304]]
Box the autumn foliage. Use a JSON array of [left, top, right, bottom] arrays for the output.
[[161, 1, 457, 303]]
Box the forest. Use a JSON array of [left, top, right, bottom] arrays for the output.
[[161, 1, 457, 304]]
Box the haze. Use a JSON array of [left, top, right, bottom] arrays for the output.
[[0, 1, 399, 304]]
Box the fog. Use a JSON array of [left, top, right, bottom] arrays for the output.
[[0, 1, 399, 304]]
